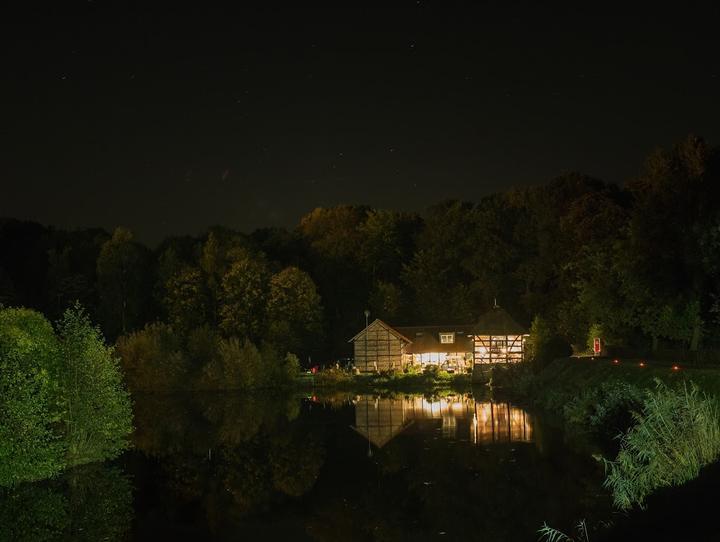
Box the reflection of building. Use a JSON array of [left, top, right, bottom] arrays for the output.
[[349, 306, 528, 372], [351, 395, 533, 449]]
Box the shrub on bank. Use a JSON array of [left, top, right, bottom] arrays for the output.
[[313, 367, 354, 387], [115, 322, 188, 391], [604, 381, 720, 510], [564, 381, 643, 437], [0, 305, 132, 487]]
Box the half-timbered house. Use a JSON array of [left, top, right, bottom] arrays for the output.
[[349, 305, 529, 373]]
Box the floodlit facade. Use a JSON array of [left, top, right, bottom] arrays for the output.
[[349, 306, 528, 372]]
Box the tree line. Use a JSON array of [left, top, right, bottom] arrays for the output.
[[1, 135, 719, 365]]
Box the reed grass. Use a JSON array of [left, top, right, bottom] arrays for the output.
[[604, 380, 720, 510]]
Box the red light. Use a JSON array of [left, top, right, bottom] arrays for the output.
[[613, 359, 620, 364], [639, 362, 646, 367], [672, 365, 680, 371]]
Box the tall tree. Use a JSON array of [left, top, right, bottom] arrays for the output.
[[219, 251, 270, 341], [163, 266, 210, 334], [96, 227, 150, 338], [266, 266, 324, 358]]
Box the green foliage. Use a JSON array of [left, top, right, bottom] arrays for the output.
[[56, 305, 133, 466], [0, 465, 133, 542], [313, 367, 354, 387], [537, 520, 590, 542], [115, 322, 188, 391], [0, 308, 65, 487], [266, 266, 323, 356], [0, 306, 132, 487], [185, 324, 221, 367], [563, 381, 643, 436], [585, 323, 604, 353], [604, 381, 720, 510], [96, 227, 149, 338], [163, 266, 210, 334], [527, 316, 571, 371], [219, 253, 270, 340], [488, 363, 535, 396], [201, 337, 263, 389], [197, 338, 297, 390]]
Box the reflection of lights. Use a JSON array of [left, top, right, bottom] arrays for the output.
[[353, 395, 533, 448]]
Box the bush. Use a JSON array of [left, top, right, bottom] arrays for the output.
[[0, 305, 133, 487], [200, 337, 263, 390], [604, 381, 720, 510], [56, 305, 133, 466], [313, 367, 353, 387], [116, 322, 188, 391], [489, 363, 535, 396], [564, 381, 643, 436], [527, 316, 572, 372], [403, 364, 422, 375], [186, 325, 220, 368], [0, 308, 65, 487]]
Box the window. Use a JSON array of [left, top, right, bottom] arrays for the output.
[[440, 333, 454, 344]]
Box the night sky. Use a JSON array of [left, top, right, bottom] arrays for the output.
[[4, 3, 720, 244]]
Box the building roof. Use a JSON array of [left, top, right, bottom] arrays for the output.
[[348, 318, 412, 343], [394, 325, 475, 354], [473, 307, 528, 336]]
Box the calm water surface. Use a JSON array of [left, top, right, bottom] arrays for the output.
[[3, 390, 627, 541]]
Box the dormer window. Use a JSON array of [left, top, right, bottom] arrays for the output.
[[439, 333, 454, 344]]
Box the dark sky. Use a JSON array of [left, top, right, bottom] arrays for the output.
[[4, 2, 720, 244]]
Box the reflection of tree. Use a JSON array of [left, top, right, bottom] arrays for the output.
[[131, 392, 326, 534], [269, 427, 325, 497], [0, 465, 132, 542]]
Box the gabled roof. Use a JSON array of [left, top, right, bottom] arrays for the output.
[[350, 421, 413, 448], [394, 325, 475, 353], [348, 318, 413, 343], [474, 307, 527, 336]]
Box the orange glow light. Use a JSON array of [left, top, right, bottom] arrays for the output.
[[613, 359, 619, 364], [672, 365, 680, 371], [639, 362, 646, 367]]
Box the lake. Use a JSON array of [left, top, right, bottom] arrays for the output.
[[8, 388, 720, 541], [4, 388, 632, 541]]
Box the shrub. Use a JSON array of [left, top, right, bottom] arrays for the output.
[[403, 364, 422, 375], [0, 305, 133, 487], [489, 363, 535, 396], [527, 316, 572, 372], [115, 322, 188, 391], [200, 337, 263, 389], [604, 381, 720, 510], [0, 308, 65, 487], [564, 381, 643, 436], [313, 367, 353, 387], [186, 325, 221, 367], [56, 305, 133, 466]]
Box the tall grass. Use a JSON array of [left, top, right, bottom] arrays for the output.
[[604, 380, 720, 510], [537, 520, 589, 542]]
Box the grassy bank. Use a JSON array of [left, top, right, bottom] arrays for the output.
[[497, 356, 720, 410], [295, 369, 471, 394], [495, 357, 720, 512]]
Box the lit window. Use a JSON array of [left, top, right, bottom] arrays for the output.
[[440, 333, 454, 344]]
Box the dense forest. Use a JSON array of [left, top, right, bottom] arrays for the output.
[[2, 135, 719, 368]]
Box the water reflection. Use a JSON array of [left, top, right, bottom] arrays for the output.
[[0, 464, 132, 542], [352, 395, 533, 449]]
